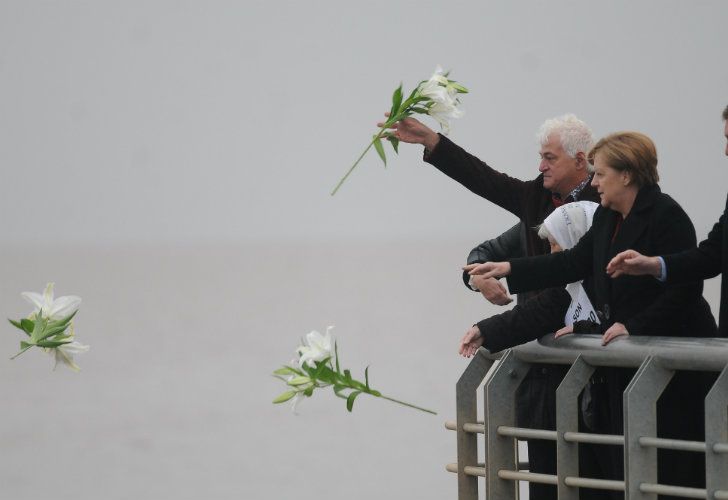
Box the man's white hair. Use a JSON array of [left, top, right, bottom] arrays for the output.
[[536, 114, 594, 162]]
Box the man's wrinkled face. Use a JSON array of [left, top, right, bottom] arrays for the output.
[[538, 134, 580, 196]]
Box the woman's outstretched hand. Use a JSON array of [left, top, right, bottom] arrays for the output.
[[463, 261, 512, 280]]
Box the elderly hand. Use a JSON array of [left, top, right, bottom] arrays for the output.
[[602, 322, 629, 345], [554, 324, 574, 339], [463, 261, 512, 280], [459, 325, 484, 358], [471, 275, 513, 305], [377, 113, 440, 150], [606, 250, 662, 278]]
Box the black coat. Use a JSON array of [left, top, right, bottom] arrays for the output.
[[665, 193, 728, 337], [478, 287, 570, 353]]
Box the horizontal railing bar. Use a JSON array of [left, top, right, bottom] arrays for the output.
[[497, 426, 557, 441], [639, 482, 706, 498], [714, 490, 728, 500], [563, 431, 624, 446], [497, 469, 558, 485], [444, 421, 485, 433], [639, 436, 706, 452], [477, 334, 728, 372], [445, 463, 486, 477], [714, 443, 728, 453], [564, 476, 625, 491], [463, 423, 485, 434]]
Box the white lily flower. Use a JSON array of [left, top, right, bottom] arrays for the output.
[[50, 340, 90, 372], [416, 66, 465, 135], [429, 99, 464, 134], [298, 326, 335, 368], [22, 282, 82, 320]]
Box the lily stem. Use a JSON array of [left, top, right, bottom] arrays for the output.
[[330, 123, 391, 196], [379, 394, 437, 415], [10, 344, 33, 360]]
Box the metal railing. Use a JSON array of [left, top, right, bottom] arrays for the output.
[[445, 334, 728, 499]]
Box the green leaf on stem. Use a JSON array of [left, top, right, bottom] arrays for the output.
[[36, 339, 73, 348], [334, 341, 340, 374], [20, 319, 35, 335], [303, 386, 314, 397], [390, 138, 399, 154], [365, 366, 370, 389], [346, 391, 361, 412], [46, 310, 77, 330], [448, 81, 469, 93], [333, 384, 348, 399], [37, 324, 71, 342], [29, 315, 48, 343], [373, 136, 386, 166], [344, 369, 353, 383], [389, 84, 403, 118], [273, 390, 298, 404]]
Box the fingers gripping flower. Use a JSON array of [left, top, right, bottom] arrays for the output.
[[273, 326, 436, 415], [8, 283, 89, 371], [331, 66, 468, 195]]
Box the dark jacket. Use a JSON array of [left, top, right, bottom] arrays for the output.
[[463, 222, 524, 291], [665, 193, 728, 337], [478, 287, 570, 353]]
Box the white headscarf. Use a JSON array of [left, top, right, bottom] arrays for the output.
[[542, 201, 600, 325]]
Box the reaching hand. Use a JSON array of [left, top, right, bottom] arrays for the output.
[[459, 325, 483, 358], [471, 275, 513, 305], [606, 250, 662, 278], [554, 324, 574, 339], [377, 113, 440, 150], [602, 322, 628, 345], [463, 261, 512, 280]]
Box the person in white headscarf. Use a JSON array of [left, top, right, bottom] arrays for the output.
[[459, 200, 599, 357], [539, 201, 600, 332]]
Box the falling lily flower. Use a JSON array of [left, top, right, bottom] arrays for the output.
[[331, 66, 468, 195], [8, 283, 89, 371], [22, 282, 81, 320], [273, 326, 436, 415]]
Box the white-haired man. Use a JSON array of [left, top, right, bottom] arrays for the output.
[[388, 114, 600, 500]]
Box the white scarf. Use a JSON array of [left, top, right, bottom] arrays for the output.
[[542, 201, 600, 326]]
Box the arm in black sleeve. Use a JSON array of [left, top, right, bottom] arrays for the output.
[[424, 134, 532, 217], [665, 210, 724, 284], [505, 225, 595, 294], [462, 222, 523, 288], [477, 287, 570, 353], [623, 203, 705, 335]]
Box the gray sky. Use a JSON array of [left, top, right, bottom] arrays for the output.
[[2, 0, 727, 247]]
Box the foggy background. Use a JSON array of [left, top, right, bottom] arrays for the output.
[[1, 1, 726, 499]]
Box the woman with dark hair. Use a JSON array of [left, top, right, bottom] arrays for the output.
[[465, 131, 717, 497]]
